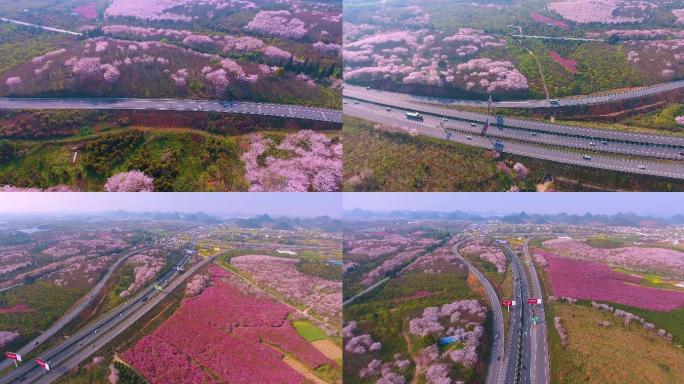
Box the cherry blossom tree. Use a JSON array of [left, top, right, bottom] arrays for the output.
[[104, 171, 153, 192], [205, 69, 229, 98], [246, 10, 308, 39], [5, 77, 23, 93]]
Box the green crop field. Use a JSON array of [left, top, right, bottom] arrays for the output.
[[293, 320, 327, 342]]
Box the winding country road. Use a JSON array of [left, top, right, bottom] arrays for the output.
[[0, 98, 343, 124]]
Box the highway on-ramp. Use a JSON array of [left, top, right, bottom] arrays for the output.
[[345, 78, 684, 109], [345, 101, 684, 180], [0, 246, 150, 373], [453, 240, 505, 384], [0, 98, 343, 124]]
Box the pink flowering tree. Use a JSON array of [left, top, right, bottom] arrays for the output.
[[5, 77, 23, 93], [246, 10, 308, 39], [104, 171, 153, 192]]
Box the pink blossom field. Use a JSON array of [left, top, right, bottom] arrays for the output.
[[0, 0, 342, 108], [230, 255, 342, 326], [543, 238, 684, 277], [548, 51, 578, 74], [542, 251, 684, 311], [122, 266, 336, 384], [241, 130, 342, 192]]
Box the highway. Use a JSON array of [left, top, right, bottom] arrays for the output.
[[345, 101, 684, 180], [0, 246, 149, 373], [500, 242, 527, 384], [0, 18, 82, 36], [345, 78, 684, 110], [453, 240, 505, 384], [344, 87, 684, 149], [523, 238, 550, 384], [0, 98, 343, 124], [0, 239, 205, 384]]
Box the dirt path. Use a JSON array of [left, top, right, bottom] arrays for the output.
[[527, 48, 550, 100], [402, 330, 420, 384], [282, 356, 328, 384], [312, 339, 342, 361]]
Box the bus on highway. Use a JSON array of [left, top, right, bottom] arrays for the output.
[[406, 112, 423, 120]]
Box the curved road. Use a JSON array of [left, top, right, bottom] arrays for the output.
[[345, 102, 684, 180], [0, 246, 149, 373], [345, 78, 684, 109], [0, 98, 343, 124], [0, 244, 206, 384], [454, 240, 505, 384], [344, 87, 684, 149]]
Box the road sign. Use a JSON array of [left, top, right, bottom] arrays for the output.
[[36, 358, 50, 371], [501, 299, 513, 306], [528, 298, 542, 304]]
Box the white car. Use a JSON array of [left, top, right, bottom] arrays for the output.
[[589, 142, 596, 146], [583, 155, 592, 160], [638, 165, 646, 170], [466, 136, 473, 140], [470, 123, 477, 127], [442, 118, 448, 122], [385, 107, 392, 111]]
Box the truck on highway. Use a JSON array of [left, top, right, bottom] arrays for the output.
[[406, 112, 423, 120]]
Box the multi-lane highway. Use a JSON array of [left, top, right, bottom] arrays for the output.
[[345, 101, 684, 180], [345, 78, 684, 109], [0, 246, 148, 373], [0, 239, 206, 384], [453, 240, 505, 384], [344, 87, 684, 149], [523, 238, 550, 384], [0, 98, 343, 124], [500, 242, 527, 384]]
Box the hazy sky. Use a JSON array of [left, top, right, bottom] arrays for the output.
[[0, 193, 342, 217], [343, 193, 684, 216]]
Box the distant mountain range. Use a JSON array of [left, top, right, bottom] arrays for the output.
[[232, 214, 341, 231], [344, 209, 684, 226], [106, 210, 221, 223]]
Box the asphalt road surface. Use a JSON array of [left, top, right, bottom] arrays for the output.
[[0, 246, 149, 373], [344, 87, 684, 149], [0, 18, 81, 36], [0, 237, 203, 384], [0, 250, 207, 384], [453, 240, 505, 384], [523, 238, 550, 384], [501, 242, 526, 384], [0, 98, 343, 124], [345, 101, 684, 180], [345, 78, 684, 110]]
